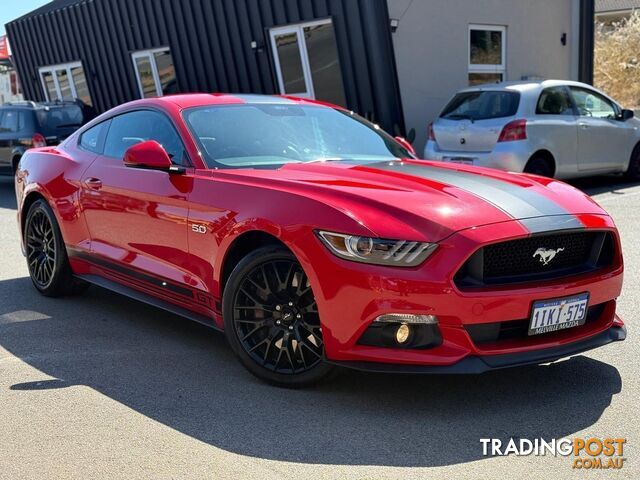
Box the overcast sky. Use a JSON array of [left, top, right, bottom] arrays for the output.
[[1, 0, 50, 37]]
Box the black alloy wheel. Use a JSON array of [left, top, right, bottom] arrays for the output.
[[26, 206, 58, 289], [24, 199, 88, 297], [223, 246, 334, 386]]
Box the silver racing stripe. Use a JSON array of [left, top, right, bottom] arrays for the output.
[[518, 215, 584, 233], [367, 162, 584, 232]]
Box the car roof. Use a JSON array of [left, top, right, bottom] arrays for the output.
[[126, 93, 337, 110], [65, 93, 343, 149], [0, 101, 81, 110], [456, 79, 595, 94]]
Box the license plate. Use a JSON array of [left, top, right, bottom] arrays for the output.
[[528, 293, 589, 336], [443, 156, 475, 165]]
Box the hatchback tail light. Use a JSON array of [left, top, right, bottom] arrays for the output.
[[497, 119, 527, 142], [32, 133, 47, 148], [428, 122, 436, 142]]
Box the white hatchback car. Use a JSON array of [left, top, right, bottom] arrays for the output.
[[424, 80, 640, 180]]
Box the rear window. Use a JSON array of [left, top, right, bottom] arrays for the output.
[[36, 105, 84, 131], [440, 91, 520, 121], [0, 110, 21, 133]]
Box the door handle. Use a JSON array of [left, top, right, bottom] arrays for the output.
[[578, 122, 589, 129], [83, 177, 103, 190]]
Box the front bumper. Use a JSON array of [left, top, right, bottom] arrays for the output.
[[294, 216, 624, 369], [423, 139, 532, 172], [328, 324, 626, 374]]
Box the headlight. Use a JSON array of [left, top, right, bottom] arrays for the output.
[[316, 230, 437, 267]]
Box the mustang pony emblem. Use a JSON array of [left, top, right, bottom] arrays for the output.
[[533, 247, 565, 266]]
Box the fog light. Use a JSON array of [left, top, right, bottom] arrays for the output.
[[374, 313, 438, 324], [395, 323, 411, 344]]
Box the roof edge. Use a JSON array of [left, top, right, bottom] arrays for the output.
[[7, 0, 85, 26]]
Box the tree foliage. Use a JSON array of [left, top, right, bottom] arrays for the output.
[[595, 11, 640, 108]]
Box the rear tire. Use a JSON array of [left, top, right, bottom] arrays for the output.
[[12, 155, 21, 175], [524, 155, 554, 177], [24, 199, 88, 297], [625, 144, 640, 181], [222, 246, 334, 387]]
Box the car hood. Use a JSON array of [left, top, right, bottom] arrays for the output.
[[216, 159, 608, 242]]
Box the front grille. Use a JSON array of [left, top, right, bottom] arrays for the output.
[[465, 302, 606, 345], [454, 231, 615, 288]]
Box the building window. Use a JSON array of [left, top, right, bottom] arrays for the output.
[[468, 25, 506, 86], [269, 20, 346, 106], [38, 62, 92, 106], [132, 48, 177, 98]]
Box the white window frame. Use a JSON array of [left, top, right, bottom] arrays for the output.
[[269, 19, 334, 99], [38, 61, 84, 101], [468, 24, 507, 81], [131, 47, 172, 98]]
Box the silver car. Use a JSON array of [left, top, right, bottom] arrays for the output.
[[424, 80, 640, 180]]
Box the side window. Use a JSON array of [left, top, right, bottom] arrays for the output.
[[569, 87, 617, 119], [103, 110, 187, 165], [536, 87, 574, 115], [79, 121, 109, 154]]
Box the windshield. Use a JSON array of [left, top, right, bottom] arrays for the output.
[[441, 91, 520, 121], [183, 104, 410, 168]]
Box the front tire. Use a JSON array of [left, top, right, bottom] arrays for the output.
[[24, 199, 88, 297], [625, 144, 640, 181], [222, 246, 334, 387]]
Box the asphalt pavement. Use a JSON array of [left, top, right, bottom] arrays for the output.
[[0, 174, 638, 480]]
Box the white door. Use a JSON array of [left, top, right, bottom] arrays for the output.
[[270, 25, 314, 98], [569, 86, 635, 172]]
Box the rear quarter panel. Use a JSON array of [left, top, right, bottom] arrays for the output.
[[16, 143, 97, 251], [526, 114, 579, 178]]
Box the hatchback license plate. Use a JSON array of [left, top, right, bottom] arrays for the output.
[[528, 293, 589, 336]]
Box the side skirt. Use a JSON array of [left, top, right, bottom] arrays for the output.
[[76, 274, 222, 332]]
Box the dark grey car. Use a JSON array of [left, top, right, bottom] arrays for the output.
[[0, 101, 87, 175]]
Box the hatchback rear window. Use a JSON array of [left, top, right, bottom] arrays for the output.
[[0, 109, 21, 133], [36, 105, 84, 130], [440, 91, 520, 121]]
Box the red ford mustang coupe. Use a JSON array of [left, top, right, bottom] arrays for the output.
[[15, 94, 626, 386]]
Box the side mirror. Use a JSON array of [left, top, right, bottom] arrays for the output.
[[124, 140, 174, 171], [406, 128, 416, 144], [621, 109, 635, 121], [395, 136, 417, 157]]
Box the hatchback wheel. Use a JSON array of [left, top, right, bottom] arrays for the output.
[[25, 199, 88, 297], [524, 155, 554, 177], [223, 246, 334, 387]]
